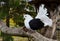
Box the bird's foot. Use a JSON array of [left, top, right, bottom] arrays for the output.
[[22, 26, 36, 33], [28, 29, 36, 33], [22, 26, 29, 32]]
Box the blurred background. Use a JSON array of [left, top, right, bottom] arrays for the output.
[[0, 0, 60, 41]]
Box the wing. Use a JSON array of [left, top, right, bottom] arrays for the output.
[[35, 4, 48, 18], [39, 4, 48, 15], [41, 15, 53, 27], [35, 4, 53, 27]]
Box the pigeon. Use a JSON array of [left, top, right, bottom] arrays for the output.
[[23, 4, 53, 30], [23, 14, 44, 30]]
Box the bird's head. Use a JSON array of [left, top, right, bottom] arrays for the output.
[[23, 14, 33, 19]]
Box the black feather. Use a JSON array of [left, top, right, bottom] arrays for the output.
[[29, 19, 44, 30]]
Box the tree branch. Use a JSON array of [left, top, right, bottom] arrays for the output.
[[0, 20, 57, 41], [0, 20, 30, 37]]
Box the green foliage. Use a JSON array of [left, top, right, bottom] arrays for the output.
[[0, 7, 8, 19], [0, 0, 36, 41], [8, 0, 36, 26], [9, 0, 20, 8], [1, 32, 13, 41]]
